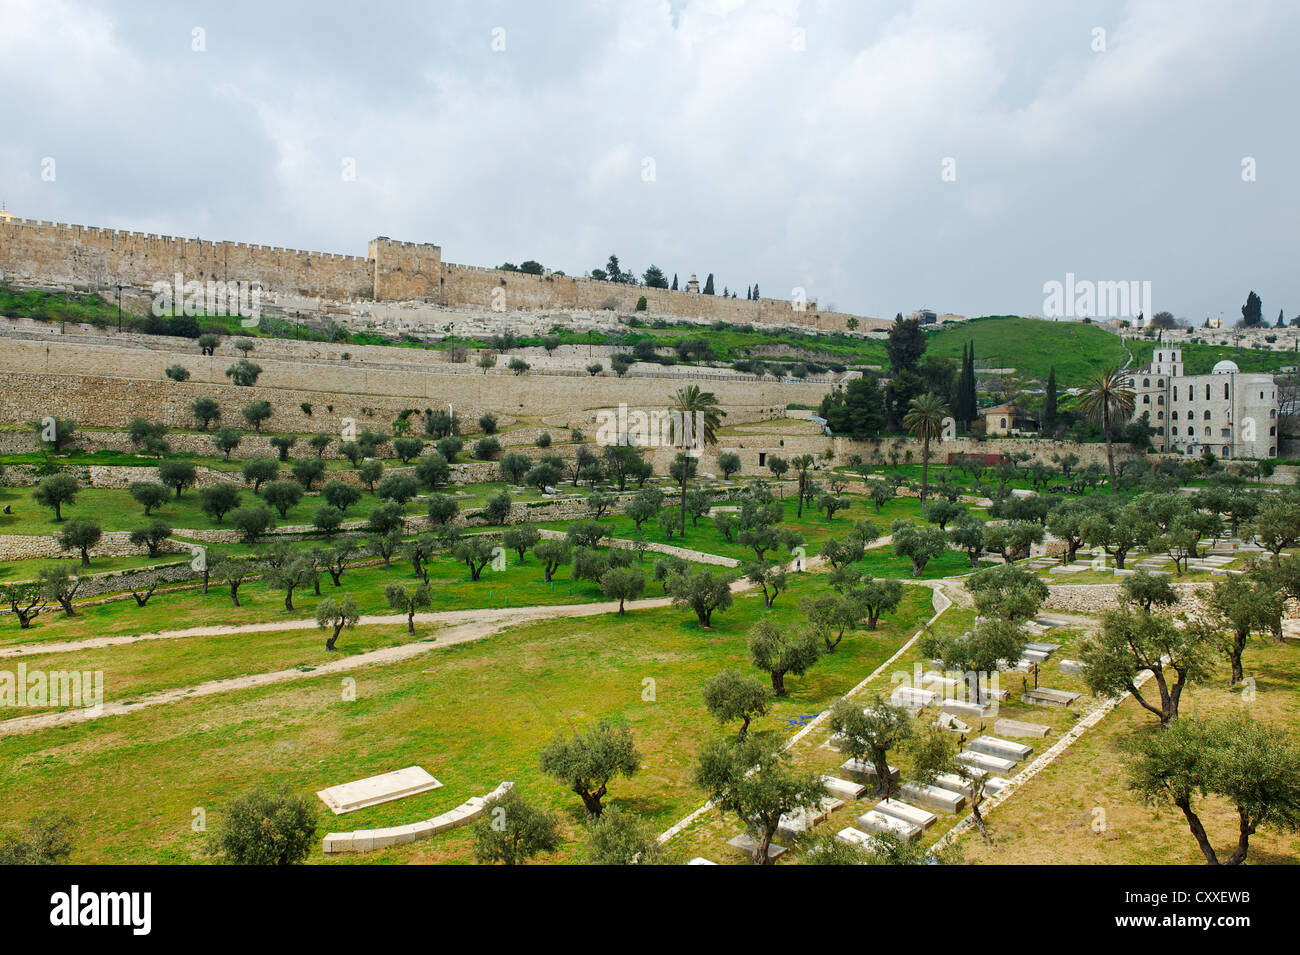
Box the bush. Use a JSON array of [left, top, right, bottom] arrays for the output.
[[209, 789, 317, 865], [165, 364, 190, 382]]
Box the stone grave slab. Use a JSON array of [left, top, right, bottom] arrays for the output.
[[726, 833, 787, 860], [968, 735, 1033, 761], [1022, 648, 1050, 663], [940, 698, 994, 719], [957, 750, 1018, 774], [820, 775, 867, 800], [932, 773, 975, 798], [840, 758, 899, 785], [1058, 659, 1088, 674], [834, 826, 875, 848], [921, 672, 960, 695], [875, 798, 937, 830], [317, 766, 443, 815], [1022, 687, 1080, 707], [898, 782, 966, 814], [686, 857, 719, 865], [935, 712, 971, 733], [1033, 616, 1069, 628], [1024, 642, 1061, 654], [855, 810, 921, 843], [994, 717, 1050, 738], [983, 776, 1012, 797], [889, 685, 936, 710]]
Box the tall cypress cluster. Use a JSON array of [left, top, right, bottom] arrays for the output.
[[1043, 365, 1058, 433], [955, 341, 977, 430]]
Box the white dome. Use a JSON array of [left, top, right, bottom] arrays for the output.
[[1212, 359, 1240, 374]]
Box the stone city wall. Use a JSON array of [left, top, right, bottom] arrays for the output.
[[0, 216, 884, 333]]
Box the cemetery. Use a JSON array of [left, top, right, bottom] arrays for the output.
[[1, 312, 1298, 868]]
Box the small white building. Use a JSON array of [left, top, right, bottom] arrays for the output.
[[1128, 347, 1277, 458]]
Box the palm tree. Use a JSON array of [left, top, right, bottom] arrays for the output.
[[669, 386, 725, 533], [791, 454, 815, 517], [1076, 368, 1135, 493], [903, 393, 950, 506]]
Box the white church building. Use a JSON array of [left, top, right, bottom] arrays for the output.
[[1128, 347, 1278, 459]]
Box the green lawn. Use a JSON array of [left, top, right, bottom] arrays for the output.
[[538, 494, 929, 562], [0, 577, 936, 864], [0, 483, 423, 536], [0, 550, 644, 650], [926, 315, 1128, 388]]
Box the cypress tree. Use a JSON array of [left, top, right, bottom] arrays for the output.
[[965, 342, 977, 423], [703, 273, 715, 295], [1043, 365, 1058, 432], [671, 273, 678, 291]]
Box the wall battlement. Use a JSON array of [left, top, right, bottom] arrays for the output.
[[0, 214, 884, 331]]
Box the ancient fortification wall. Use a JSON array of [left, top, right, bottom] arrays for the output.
[[0, 217, 880, 332]]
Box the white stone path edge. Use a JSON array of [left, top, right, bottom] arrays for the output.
[[655, 583, 954, 846]]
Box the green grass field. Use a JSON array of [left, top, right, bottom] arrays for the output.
[[0, 578, 936, 864], [926, 315, 1129, 386]]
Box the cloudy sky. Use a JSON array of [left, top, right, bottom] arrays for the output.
[[2, 0, 1296, 323]]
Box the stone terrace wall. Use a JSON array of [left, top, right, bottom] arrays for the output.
[[0, 336, 818, 431]]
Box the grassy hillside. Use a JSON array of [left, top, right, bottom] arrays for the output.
[[925, 315, 1128, 387]]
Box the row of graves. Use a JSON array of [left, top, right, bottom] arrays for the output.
[[696, 621, 1091, 863], [1028, 538, 1262, 579]]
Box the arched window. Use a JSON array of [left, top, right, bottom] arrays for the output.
[[1143, 378, 1150, 387], [1224, 383, 1230, 399], [1143, 395, 1150, 404], [1000, 418, 1007, 429], [1171, 427, 1178, 436], [1173, 386, 1178, 401], [1188, 426, 1195, 436], [1204, 410, 1211, 420]]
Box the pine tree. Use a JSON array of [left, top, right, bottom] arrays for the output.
[[1043, 365, 1058, 432]]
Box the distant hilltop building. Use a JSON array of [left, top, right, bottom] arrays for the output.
[[0, 213, 888, 333], [0, 202, 14, 223], [1128, 347, 1277, 458]]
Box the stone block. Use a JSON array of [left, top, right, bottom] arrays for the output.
[[1022, 687, 1080, 707], [840, 759, 899, 785], [821, 775, 867, 800], [957, 750, 1018, 774], [874, 798, 937, 830], [855, 810, 921, 843], [968, 735, 1033, 761], [994, 718, 1050, 739], [898, 782, 966, 813]]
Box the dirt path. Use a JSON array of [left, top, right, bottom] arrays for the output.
[[0, 545, 934, 736]]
